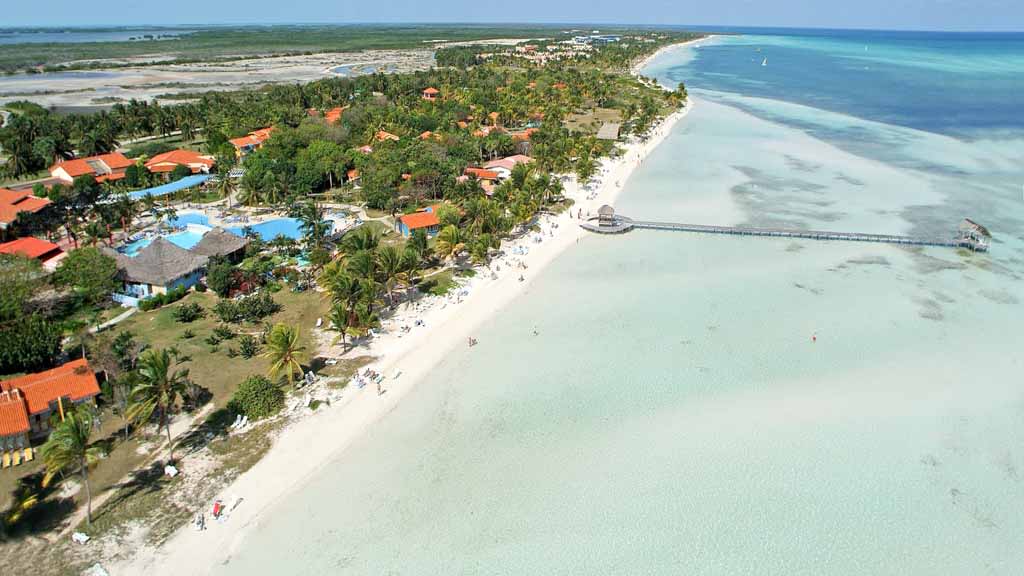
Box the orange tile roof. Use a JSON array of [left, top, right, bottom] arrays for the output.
[[347, 169, 360, 180], [464, 167, 500, 180], [0, 358, 100, 416], [0, 237, 61, 260], [230, 127, 275, 149], [399, 207, 441, 230], [50, 153, 132, 178], [457, 121, 469, 129], [419, 131, 433, 140], [376, 130, 400, 142], [324, 106, 347, 124], [422, 87, 440, 95], [0, 188, 51, 225], [0, 390, 30, 437], [145, 149, 215, 172], [95, 173, 126, 183]]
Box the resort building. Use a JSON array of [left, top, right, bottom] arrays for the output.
[[144, 149, 216, 175], [324, 106, 348, 124], [422, 87, 439, 101], [483, 154, 534, 178], [0, 187, 51, 238], [106, 237, 208, 304], [596, 122, 622, 141], [0, 236, 66, 271], [0, 358, 102, 466], [49, 152, 133, 184], [396, 205, 442, 237], [229, 127, 275, 159], [191, 227, 250, 263], [376, 130, 400, 142]]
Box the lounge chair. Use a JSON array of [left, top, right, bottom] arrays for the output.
[[23, 448, 33, 462], [1, 452, 9, 468], [11, 450, 21, 466]]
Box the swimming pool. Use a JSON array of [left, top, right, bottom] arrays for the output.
[[121, 229, 205, 257], [120, 216, 327, 257], [228, 217, 329, 241]]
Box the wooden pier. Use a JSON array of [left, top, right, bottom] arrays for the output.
[[580, 206, 991, 252]]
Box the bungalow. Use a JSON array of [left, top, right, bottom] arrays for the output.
[[422, 87, 439, 101], [596, 122, 621, 141], [106, 237, 208, 304], [484, 154, 534, 178], [0, 188, 51, 236], [357, 145, 374, 155], [144, 149, 215, 175], [396, 205, 442, 237], [376, 130, 400, 142], [0, 236, 65, 271], [0, 358, 101, 466], [49, 152, 133, 184], [463, 167, 501, 181], [324, 106, 347, 124], [229, 127, 275, 159], [346, 169, 361, 188], [191, 227, 250, 263]]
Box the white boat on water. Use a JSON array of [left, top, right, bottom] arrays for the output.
[[762, 57, 768, 67]]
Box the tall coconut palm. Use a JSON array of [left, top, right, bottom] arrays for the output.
[[435, 225, 466, 262], [327, 302, 351, 351], [128, 348, 191, 463], [262, 323, 306, 385], [375, 245, 404, 305], [40, 407, 103, 526]]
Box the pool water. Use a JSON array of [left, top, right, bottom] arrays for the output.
[[120, 216, 326, 257]]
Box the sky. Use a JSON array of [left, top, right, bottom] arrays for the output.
[[3, 0, 1023, 31]]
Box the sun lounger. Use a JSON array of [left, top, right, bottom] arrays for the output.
[[11, 450, 21, 466], [2, 452, 9, 468], [23, 448, 33, 462]]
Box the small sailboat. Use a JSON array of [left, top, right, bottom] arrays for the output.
[[761, 57, 768, 67]]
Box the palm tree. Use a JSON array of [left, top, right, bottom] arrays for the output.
[[327, 302, 351, 351], [262, 323, 306, 385], [292, 200, 330, 251], [215, 171, 235, 209], [375, 245, 403, 305], [40, 407, 103, 526], [128, 348, 191, 463], [435, 225, 466, 262]]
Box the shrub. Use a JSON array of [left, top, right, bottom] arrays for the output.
[[139, 285, 189, 311], [204, 334, 221, 346], [226, 347, 238, 358], [172, 302, 205, 323], [227, 375, 285, 420], [195, 282, 208, 293], [0, 315, 62, 375], [213, 324, 235, 341], [213, 299, 242, 323], [206, 259, 236, 297], [238, 292, 281, 322], [238, 335, 260, 358], [181, 328, 195, 340]]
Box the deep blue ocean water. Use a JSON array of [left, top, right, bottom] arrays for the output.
[[659, 29, 1024, 139]]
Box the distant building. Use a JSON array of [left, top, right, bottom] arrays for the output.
[[376, 130, 400, 142], [49, 152, 133, 184], [144, 149, 215, 175], [396, 205, 442, 237], [596, 122, 621, 141], [422, 87, 440, 101], [324, 106, 348, 124], [0, 358, 102, 465], [229, 127, 275, 159], [484, 154, 534, 178], [0, 236, 65, 271], [957, 218, 992, 252]]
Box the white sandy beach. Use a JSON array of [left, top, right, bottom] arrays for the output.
[[110, 52, 696, 576]]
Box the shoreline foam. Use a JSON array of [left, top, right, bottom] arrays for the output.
[[113, 47, 697, 576]]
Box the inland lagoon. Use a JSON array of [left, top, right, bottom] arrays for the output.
[[216, 30, 1024, 574]]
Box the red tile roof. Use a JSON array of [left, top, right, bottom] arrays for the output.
[[230, 127, 275, 149], [0, 358, 101, 416], [0, 237, 62, 260], [422, 87, 439, 95], [0, 188, 51, 225], [50, 153, 132, 179], [464, 167, 500, 180], [376, 130, 400, 142], [399, 207, 441, 231], [0, 390, 30, 437], [324, 106, 347, 124], [347, 169, 360, 180], [144, 149, 215, 173]]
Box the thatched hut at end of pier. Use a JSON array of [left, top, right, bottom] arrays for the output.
[[597, 205, 617, 226], [957, 218, 991, 252]]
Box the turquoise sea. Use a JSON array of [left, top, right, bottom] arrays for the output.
[[220, 30, 1024, 574]]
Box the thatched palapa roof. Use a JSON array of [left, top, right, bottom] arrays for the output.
[[109, 237, 208, 286], [191, 227, 249, 258]]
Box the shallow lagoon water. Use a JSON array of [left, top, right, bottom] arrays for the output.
[[219, 31, 1024, 574]]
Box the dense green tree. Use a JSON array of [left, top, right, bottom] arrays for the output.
[[54, 247, 119, 305]]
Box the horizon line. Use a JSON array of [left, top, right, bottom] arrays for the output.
[[1, 22, 1023, 34]]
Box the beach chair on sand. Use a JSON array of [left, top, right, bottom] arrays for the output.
[[12, 450, 21, 466], [1, 452, 9, 468], [23, 448, 33, 462]]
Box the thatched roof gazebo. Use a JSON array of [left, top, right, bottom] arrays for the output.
[[597, 205, 616, 225], [111, 237, 208, 288], [191, 227, 249, 261], [957, 218, 992, 252]]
